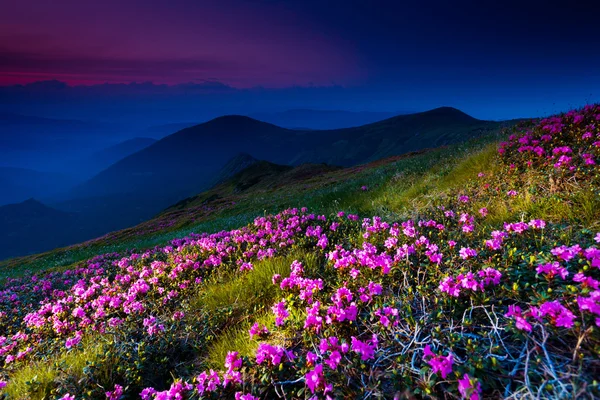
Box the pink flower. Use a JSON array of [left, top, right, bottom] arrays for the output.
[[422, 345, 453, 378], [235, 393, 259, 400], [536, 262, 569, 280], [458, 195, 470, 203], [59, 395, 75, 400], [239, 262, 253, 271], [458, 374, 482, 400], [529, 219, 546, 229], [65, 331, 83, 349], [140, 387, 157, 400], [505, 305, 532, 332], [105, 384, 123, 400], [272, 300, 289, 326], [507, 190, 518, 197], [539, 301, 576, 328], [351, 335, 378, 361], [459, 247, 477, 260], [306, 364, 324, 393], [478, 208, 488, 217], [248, 322, 269, 339]]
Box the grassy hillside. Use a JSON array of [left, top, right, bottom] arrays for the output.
[[1, 105, 599, 399]]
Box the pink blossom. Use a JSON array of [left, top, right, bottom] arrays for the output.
[[272, 300, 289, 326], [459, 247, 477, 260], [306, 364, 324, 393], [422, 345, 453, 378], [458, 374, 482, 400], [105, 384, 123, 400]]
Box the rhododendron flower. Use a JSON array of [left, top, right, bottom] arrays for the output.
[[504, 305, 532, 332], [458, 374, 482, 400], [551, 245, 581, 261], [272, 300, 289, 326], [536, 262, 569, 280], [529, 219, 546, 229], [351, 335, 378, 361], [539, 301, 576, 328], [248, 322, 269, 339], [140, 387, 157, 400], [306, 364, 324, 393], [196, 370, 221, 394], [573, 273, 599, 289], [65, 331, 83, 348], [105, 384, 123, 400], [422, 345, 453, 378], [255, 343, 292, 366], [225, 351, 243, 371], [577, 291, 600, 326], [235, 393, 259, 400], [459, 247, 477, 260], [239, 262, 253, 271]]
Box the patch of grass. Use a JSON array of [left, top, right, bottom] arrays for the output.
[[5, 336, 105, 400], [205, 312, 276, 370]]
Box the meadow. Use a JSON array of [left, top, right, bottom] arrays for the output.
[[1, 105, 599, 399]]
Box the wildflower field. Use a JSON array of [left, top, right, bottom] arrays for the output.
[[1, 105, 600, 399]]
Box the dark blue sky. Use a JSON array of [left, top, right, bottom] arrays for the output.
[[1, 0, 599, 120]]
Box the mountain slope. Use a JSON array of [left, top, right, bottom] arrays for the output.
[[249, 109, 399, 129], [72, 107, 499, 201], [0, 199, 79, 259], [77, 137, 157, 176]]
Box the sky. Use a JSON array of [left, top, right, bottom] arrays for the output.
[[1, 0, 599, 119]]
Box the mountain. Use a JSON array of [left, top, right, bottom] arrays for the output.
[[0, 111, 117, 172], [77, 137, 157, 177], [290, 106, 497, 165], [73, 107, 498, 198], [0, 167, 79, 206], [137, 123, 200, 139], [29, 107, 502, 257], [0, 199, 79, 259], [163, 158, 339, 214], [249, 109, 399, 129], [213, 153, 260, 184]]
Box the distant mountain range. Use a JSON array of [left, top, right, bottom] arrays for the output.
[[75, 137, 157, 177], [249, 109, 401, 129], [0, 106, 507, 260], [70, 106, 498, 200], [0, 167, 80, 206]]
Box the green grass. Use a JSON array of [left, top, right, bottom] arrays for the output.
[[4, 336, 107, 400]]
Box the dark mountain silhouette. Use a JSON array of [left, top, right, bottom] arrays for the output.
[[137, 122, 200, 139], [0, 167, 79, 206], [164, 157, 338, 213], [249, 109, 400, 129], [72, 107, 498, 200], [0, 199, 79, 259], [76, 137, 157, 177], [213, 153, 261, 184]]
